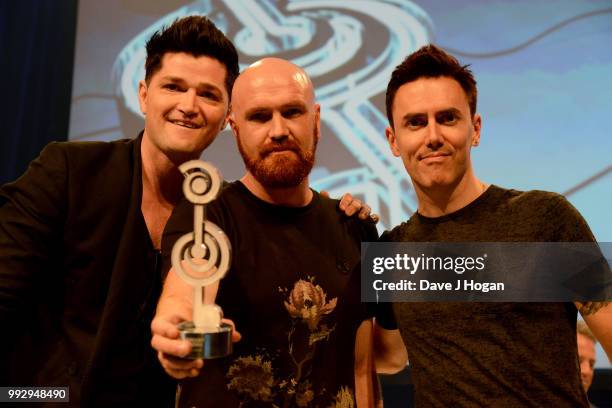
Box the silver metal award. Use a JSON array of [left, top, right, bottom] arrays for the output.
[[171, 160, 232, 359]]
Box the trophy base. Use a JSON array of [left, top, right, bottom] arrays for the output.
[[178, 321, 233, 359]]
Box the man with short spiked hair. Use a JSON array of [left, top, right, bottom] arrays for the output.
[[0, 16, 238, 406], [384, 44, 611, 407]]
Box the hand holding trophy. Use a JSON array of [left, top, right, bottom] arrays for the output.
[[171, 160, 232, 359]]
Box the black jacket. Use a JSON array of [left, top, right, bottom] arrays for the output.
[[0, 134, 174, 406]]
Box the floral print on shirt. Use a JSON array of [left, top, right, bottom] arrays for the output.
[[225, 277, 354, 407]]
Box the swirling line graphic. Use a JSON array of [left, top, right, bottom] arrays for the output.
[[112, 0, 433, 230]]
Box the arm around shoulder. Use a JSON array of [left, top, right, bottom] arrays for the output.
[[579, 302, 612, 363]]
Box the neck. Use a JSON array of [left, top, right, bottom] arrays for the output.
[[240, 172, 313, 207], [140, 133, 184, 206], [414, 169, 487, 217]]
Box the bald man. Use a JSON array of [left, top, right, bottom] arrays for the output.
[[152, 58, 406, 407]]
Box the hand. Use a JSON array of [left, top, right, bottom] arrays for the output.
[[321, 191, 379, 222], [151, 314, 241, 379]]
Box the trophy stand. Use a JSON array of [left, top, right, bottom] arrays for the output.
[[171, 160, 232, 359]]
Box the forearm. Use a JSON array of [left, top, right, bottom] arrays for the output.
[[354, 320, 375, 407], [373, 324, 408, 374], [579, 301, 612, 362], [156, 268, 194, 320]]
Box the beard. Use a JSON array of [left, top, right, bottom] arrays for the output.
[[237, 132, 317, 188]]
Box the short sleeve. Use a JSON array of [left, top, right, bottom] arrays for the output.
[[368, 301, 398, 330], [550, 195, 596, 242]]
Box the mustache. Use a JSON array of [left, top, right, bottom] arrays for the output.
[[259, 141, 303, 157]]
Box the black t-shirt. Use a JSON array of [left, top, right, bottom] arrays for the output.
[[381, 185, 593, 408], [163, 181, 380, 407]]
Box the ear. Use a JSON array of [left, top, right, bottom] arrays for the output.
[[471, 113, 482, 146], [314, 103, 321, 143], [228, 110, 238, 139], [221, 105, 231, 132], [138, 80, 148, 115], [386, 126, 401, 157]]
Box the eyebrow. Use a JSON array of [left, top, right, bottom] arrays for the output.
[[436, 108, 462, 117], [401, 108, 462, 123], [243, 101, 307, 118], [159, 76, 222, 93]]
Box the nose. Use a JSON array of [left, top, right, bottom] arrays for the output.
[[425, 119, 444, 149], [269, 112, 289, 142], [177, 88, 197, 117]]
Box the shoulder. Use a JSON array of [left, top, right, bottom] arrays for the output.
[[504, 187, 580, 221], [380, 215, 418, 242], [481, 185, 571, 220], [204, 181, 246, 223], [504, 187, 563, 209], [316, 193, 341, 217], [26, 138, 138, 180], [165, 181, 241, 237], [1, 139, 134, 201], [211, 181, 243, 206], [56, 137, 136, 162], [317, 193, 379, 241], [42, 137, 135, 155], [500, 186, 594, 241]]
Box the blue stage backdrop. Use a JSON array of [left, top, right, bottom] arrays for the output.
[[69, 0, 611, 366]]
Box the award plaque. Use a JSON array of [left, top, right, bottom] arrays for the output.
[[171, 160, 232, 359]]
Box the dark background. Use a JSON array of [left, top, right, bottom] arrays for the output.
[[0, 0, 77, 185], [0, 1, 609, 406]]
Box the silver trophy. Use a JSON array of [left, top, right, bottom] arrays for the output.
[[171, 160, 232, 359]]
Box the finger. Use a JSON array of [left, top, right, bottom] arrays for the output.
[[344, 198, 362, 216], [158, 351, 188, 379], [161, 367, 190, 380], [164, 368, 200, 379], [203, 281, 219, 305], [151, 315, 182, 339], [370, 213, 380, 224], [339, 193, 354, 211], [320, 190, 330, 198], [221, 318, 242, 342], [151, 334, 192, 358], [357, 205, 372, 220], [188, 367, 201, 377], [162, 353, 204, 371], [159, 355, 202, 379]]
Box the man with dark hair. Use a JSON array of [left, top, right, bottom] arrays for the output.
[[385, 44, 477, 129], [151, 58, 406, 407], [144, 15, 239, 99], [0, 16, 239, 406], [383, 44, 612, 406]]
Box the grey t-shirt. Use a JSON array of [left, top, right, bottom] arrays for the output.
[[381, 185, 592, 407]]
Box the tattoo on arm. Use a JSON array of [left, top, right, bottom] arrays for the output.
[[577, 301, 610, 316]]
